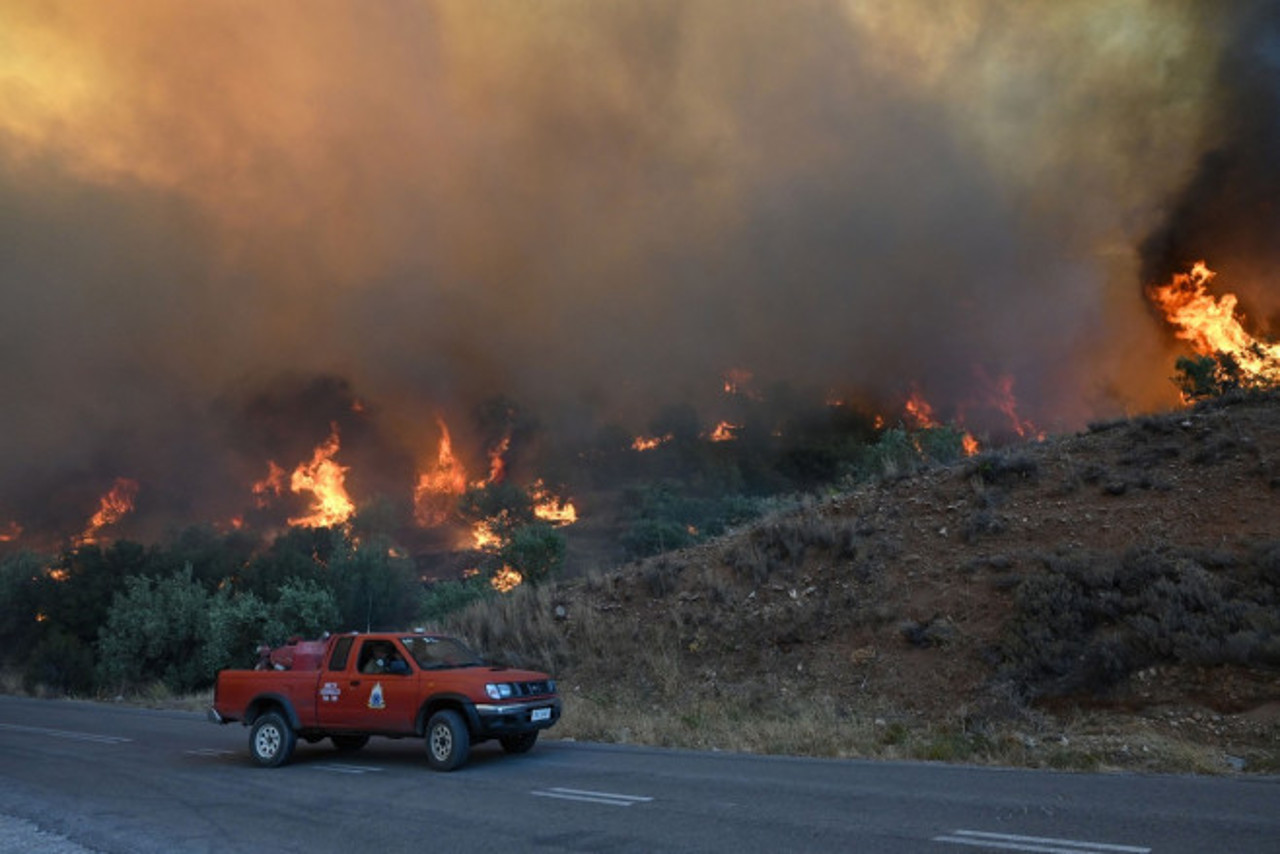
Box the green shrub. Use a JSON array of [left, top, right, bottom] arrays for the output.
[[500, 523, 567, 585], [418, 576, 494, 624]]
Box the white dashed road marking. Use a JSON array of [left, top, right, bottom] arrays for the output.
[[0, 722, 131, 744], [531, 787, 653, 807], [933, 829, 1151, 854], [314, 763, 383, 774]]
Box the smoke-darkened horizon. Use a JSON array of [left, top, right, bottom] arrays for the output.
[[2, 0, 1277, 544]]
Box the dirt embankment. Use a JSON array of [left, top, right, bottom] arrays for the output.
[[450, 392, 1280, 773]]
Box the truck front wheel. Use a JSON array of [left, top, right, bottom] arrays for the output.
[[250, 711, 296, 768], [425, 710, 470, 772]]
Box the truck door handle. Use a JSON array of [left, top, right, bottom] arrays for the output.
[[350, 680, 361, 687]]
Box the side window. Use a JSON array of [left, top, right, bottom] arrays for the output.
[[329, 636, 353, 672], [358, 640, 409, 675]]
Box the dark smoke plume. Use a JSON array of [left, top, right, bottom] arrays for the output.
[[0, 1, 1272, 543], [1140, 1, 1280, 333]]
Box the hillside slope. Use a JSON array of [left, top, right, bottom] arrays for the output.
[[444, 392, 1280, 773]]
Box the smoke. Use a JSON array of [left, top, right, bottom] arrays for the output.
[[1139, 1, 1280, 332], [0, 0, 1271, 540]]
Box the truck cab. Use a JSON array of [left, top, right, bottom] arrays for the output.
[[210, 631, 561, 771]]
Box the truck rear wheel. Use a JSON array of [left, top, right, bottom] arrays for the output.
[[250, 711, 296, 768], [425, 709, 470, 771], [500, 732, 538, 754]]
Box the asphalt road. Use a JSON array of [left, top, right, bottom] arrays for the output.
[[0, 696, 1276, 853]]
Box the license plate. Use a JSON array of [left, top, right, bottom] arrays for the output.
[[531, 707, 551, 722]]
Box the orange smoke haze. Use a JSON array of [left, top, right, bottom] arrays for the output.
[[1, 1, 1277, 541]]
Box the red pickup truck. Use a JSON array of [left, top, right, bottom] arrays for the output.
[[209, 631, 561, 771]]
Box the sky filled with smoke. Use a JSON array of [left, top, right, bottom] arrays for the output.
[[1, 0, 1276, 540]]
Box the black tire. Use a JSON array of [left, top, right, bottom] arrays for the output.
[[331, 734, 370, 752], [425, 710, 470, 772], [500, 731, 538, 754], [249, 711, 296, 768]]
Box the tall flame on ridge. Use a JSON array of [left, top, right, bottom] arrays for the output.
[[1148, 261, 1280, 387], [414, 417, 468, 526]]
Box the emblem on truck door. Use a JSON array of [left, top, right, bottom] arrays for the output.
[[320, 682, 341, 703], [368, 682, 385, 710]]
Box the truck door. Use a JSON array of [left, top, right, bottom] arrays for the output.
[[318, 637, 419, 734]]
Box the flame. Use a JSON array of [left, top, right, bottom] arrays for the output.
[[490, 565, 523, 593], [75, 477, 139, 546], [530, 479, 577, 526], [902, 389, 981, 456], [709, 420, 740, 442], [982, 374, 1041, 440], [287, 424, 355, 528], [1149, 261, 1280, 386], [485, 434, 511, 484], [46, 567, 69, 582], [414, 417, 469, 526], [904, 390, 939, 429], [631, 433, 672, 452], [252, 460, 286, 507], [0, 521, 20, 542], [471, 520, 501, 551]]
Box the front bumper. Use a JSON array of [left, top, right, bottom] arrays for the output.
[[473, 697, 562, 736]]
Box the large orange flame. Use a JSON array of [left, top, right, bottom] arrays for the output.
[[414, 417, 468, 526], [490, 565, 523, 593], [1149, 261, 1280, 386], [287, 424, 355, 528], [74, 477, 139, 546], [530, 478, 578, 525], [471, 520, 501, 551]]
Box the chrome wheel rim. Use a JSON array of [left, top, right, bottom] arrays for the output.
[[430, 724, 452, 761], [255, 725, 281, 758]]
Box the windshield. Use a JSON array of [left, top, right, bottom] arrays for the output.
[[400, 635, 485, 670]]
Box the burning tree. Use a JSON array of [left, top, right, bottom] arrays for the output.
[[1150, 261, 1280, 400]]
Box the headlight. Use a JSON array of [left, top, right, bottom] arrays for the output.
[[485, 683, 513, 700], [548, 679, 557, 694]]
